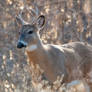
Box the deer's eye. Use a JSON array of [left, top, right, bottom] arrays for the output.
[[28, 30, 33, 34], [19, 31, 21, 34]]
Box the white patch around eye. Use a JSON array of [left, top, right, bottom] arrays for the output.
[[18, 40, 28, 46], [26, 44, 37, 51]]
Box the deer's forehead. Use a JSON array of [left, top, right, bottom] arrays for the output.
[[21, 25, 36, 32]]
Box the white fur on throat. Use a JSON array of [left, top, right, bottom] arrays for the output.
[[26, 44, 37, 51]]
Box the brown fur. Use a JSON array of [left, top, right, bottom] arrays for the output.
[[26, 42, 92, 83], [16, 15, 92, 88]]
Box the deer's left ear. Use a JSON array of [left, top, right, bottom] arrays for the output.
[[36, 15, 45, 28]]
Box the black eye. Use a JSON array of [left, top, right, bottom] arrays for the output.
[[28, 30, 33, 34], [19, 31, 21, 34]]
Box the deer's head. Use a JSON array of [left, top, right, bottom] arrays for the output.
[[16, 14, 45, 49]]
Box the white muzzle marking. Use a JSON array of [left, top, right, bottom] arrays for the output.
[[26, 44, 37, 51], [18, 40, 28, 46]]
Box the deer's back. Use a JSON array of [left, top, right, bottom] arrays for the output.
[[46, 42, 92, 81]]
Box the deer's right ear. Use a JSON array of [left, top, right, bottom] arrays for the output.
[[15, 16, 23, 26], [36, 15, 45, 29]]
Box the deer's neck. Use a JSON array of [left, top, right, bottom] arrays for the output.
[[26, 42, 57, 82], [26, 36, 58, 82], [26, 38, 47, 65]]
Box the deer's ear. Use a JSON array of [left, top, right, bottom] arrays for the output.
[[16, 16, 23, 26], [37, 15, 45, 28]]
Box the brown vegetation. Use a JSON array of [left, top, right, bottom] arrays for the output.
[[0, 0, 92, 92]]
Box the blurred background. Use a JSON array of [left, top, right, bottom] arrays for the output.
[[0, 0, 92, 92]]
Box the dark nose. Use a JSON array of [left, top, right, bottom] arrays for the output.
[[17, 42, 26, 48]]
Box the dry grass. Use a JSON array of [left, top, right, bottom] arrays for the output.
[[0, 0, 92, 92], [28, 64, 91, 92]]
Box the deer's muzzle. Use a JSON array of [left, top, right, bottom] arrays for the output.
[[17, 41, 27, 48]]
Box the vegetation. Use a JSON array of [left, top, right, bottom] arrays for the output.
[[0, 0, 92, 92]]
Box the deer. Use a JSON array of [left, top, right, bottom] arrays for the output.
[[16, 10, 92, 89]]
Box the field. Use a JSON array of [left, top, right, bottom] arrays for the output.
[[0, 0, 92, 92]]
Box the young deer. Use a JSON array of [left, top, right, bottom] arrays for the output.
[[16, 14, 92, 84]]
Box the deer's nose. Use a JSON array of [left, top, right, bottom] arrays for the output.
[[17, 41, 27, 48]]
